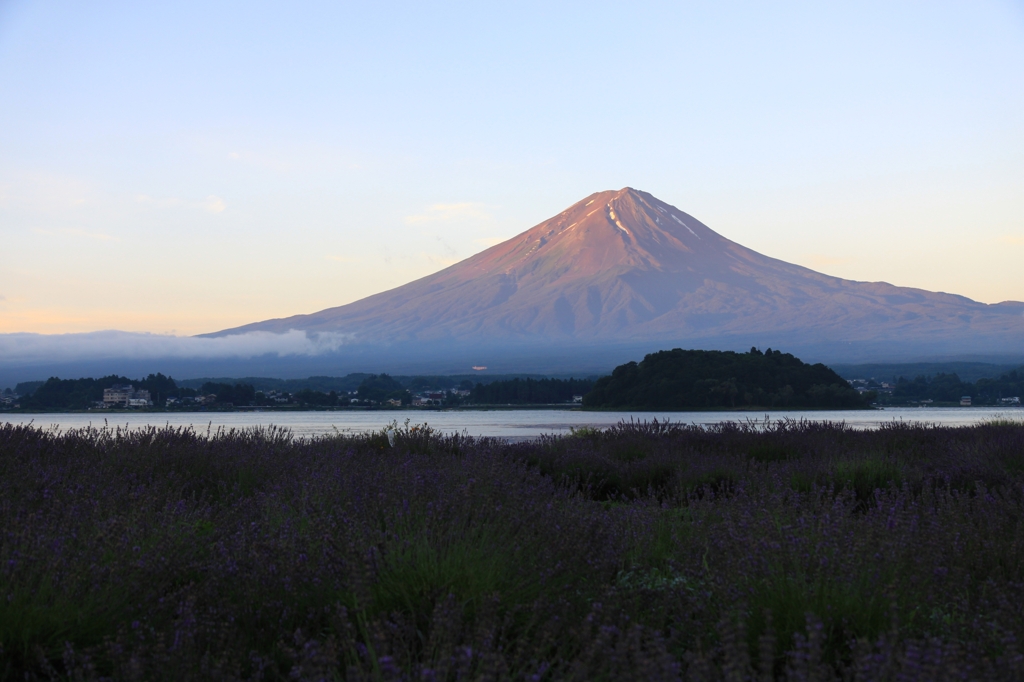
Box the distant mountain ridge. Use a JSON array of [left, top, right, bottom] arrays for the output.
[[207, 188, 1024, 361]]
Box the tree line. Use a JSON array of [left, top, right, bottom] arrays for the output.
[[10, 370, 615, 410], [890, 369, 1024, 404], [30, 350, 1007, 411], [12, 375, 263, 410], [469, 378, 594, 404], [16, 374, 184, 410]]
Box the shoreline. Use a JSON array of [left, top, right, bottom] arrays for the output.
[[5, 403, 1021, 415]]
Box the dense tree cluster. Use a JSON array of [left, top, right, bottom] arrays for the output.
[[18, 376, 119, 410], [291, 389, 341, 406], [18, 373, 188, 410], [13, 381, 44, 396], [405, 376, 475, 393], [13, 375, 274, 410], [469, 377, 594, 404], [892, 369, 1024, 404], [977, 368, 1024, 401], [198, 382, 256, 406], [357, 374, 411, 405], [892, 373, 972, 403], [583, 348, 871, 410]]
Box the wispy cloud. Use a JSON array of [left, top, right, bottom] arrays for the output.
[[1, 173, 91, 208], [404, 203, 492, 225], [0, 329, 355, 364], [32, 227, 118, 242], [203, 195, 226, 213], [136, 194, 227, 214], [326, 254, 358, 264], [473, 237, 505, 248]]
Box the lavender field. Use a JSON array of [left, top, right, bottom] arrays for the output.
[[2, 419, 1023, 681]]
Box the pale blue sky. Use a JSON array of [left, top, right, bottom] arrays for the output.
[[1, 0, 1021, 335]]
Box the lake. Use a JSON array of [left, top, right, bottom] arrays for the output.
[[3, 406, 1020, 439]]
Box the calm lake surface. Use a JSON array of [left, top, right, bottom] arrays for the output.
[[3, 407, 1021, 439]]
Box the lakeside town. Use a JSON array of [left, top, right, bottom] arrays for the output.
[[3, 358, 1022, 412], [0, 383, 480, 411], [846, 378, 1021, 407], [0, 374, 593, 412]]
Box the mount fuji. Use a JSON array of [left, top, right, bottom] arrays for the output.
[[205, 188, 1023, 371]]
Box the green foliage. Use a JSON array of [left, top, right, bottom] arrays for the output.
[[568, 426, 602, 438], [838, 454, 901, 489], [199, 381, 256, 405], [178, 373, 372, 394], [357, 373, 411, 404], [893, 373, 973, 402], [868, 366, 1024, 405], [13, 381, 44, 397], [974, 367, 1024, 403], [16, 374, 189, 409], [20, 375, 131, 410], [469, 377, 593, 404], [833, 361, 1023, 385], [292, 388, 339, 406], [748, 441, 797, 463], [135, 373, 177, 404], [3, 420, 1024, 678], [584, 347, 870, 410]]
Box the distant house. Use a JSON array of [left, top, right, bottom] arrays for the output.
[[386, 398, 402, 407], [999, 397, 1021, 406], [572, 395, 583, 403], [960, 396, 972, 407], [103, 386, 132, 407], [103, 385, 152, 407]]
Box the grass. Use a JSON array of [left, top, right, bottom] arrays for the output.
[[1, 418, 1024, 680]]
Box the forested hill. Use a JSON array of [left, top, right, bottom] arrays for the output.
[[583, 348, 871, 410]]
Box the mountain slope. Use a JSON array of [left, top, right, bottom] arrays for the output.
[[209, 188, 1024, 352]]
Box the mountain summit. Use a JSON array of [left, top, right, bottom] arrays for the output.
[[210, 188, 1023, 361]]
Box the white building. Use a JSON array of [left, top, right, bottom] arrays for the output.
[[103, 385, 152, 407]]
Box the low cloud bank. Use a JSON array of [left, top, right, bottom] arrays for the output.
[[0, 330, 355, 365]]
